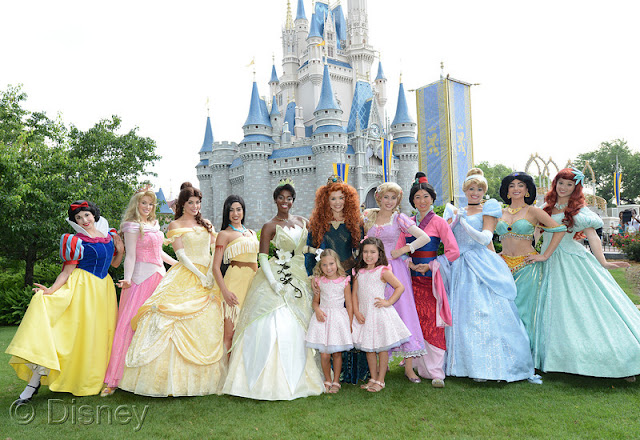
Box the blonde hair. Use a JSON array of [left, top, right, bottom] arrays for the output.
[[121, 190, 157, 237], [364, 182, 403, 229], [462, 168, 488, 192], [312, 249, 347, 278]]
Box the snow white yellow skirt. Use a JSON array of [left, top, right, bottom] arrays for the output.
[[6, 269, 117, 396], [119, 262, 226, 397]]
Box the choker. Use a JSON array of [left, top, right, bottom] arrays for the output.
[[554, 202, 568, 210], [468, 203, 481, 206]]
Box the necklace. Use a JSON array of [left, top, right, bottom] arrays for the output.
[[507, 206, 524, 215], [554, 202, 568, 210], [276, 215, 289, 222], [468, 203, 481, 206], [230, 223, 248, 236]]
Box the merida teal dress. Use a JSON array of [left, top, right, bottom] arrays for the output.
[[535, 207, 640, 377]]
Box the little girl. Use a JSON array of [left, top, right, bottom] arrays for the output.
[[306, 249, 354, 393], [351, 237, 411, 393]]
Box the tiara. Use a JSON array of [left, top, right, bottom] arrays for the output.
[[326, 174, 343, 185], [135, 184, 153, 194], [278, 177, 295, 188]]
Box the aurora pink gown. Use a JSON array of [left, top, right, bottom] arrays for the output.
[[103, 221, 166, 388]]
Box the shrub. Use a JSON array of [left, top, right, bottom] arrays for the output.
[[0, 286, 33, 325], [611, 233, 640, 261]]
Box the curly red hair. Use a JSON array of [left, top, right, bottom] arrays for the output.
[[543, 168, 585, 230], [309, 182, 362, 248]]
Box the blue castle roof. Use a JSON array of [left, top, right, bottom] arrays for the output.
[[230, 157, 243, 169], [270, 64, 279, 83], [284, 102, 296, 132], [307, 13, 322, 38], [314, 124, 346, 134], [347, 81, 373, 132], [375, 61, 386, 81], [269, 145, 313, 159], [155, 188, 173, 214], [244, 82, 272, 127], [240, 134, 274, 144], [315, 64, 340, 111], [392, 82, 414, 125], [270, 96, 280, 116], [299, 58, 351, 70], [392, 136, 417, 144], [331, 4, 346, 49], [296, 0, 306, 20], [199, 116, 214, 153]]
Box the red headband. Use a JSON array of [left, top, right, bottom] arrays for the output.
[[70, 201, 89, 211]]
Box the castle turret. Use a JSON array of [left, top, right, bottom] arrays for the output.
[[294, 0, 308, 58], [196, 116, 214, 220], [281, 0, 299, 112], [270, 95, 282, 144], [312, 64, 347, 188], [346, 0, 374, 80], [239, 82, 275, 225], [269, 63, 280, 100], [391, 81, 419, 213], [306, 8, 325, 110], [374, 60, 387, 108]]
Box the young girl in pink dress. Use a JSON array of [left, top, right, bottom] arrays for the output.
[[101, 188, 177, 396], [305, 249, 353, 393], [351, 237, 411, 393]]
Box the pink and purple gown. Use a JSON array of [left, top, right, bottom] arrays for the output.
[[103, 221, 166, 388], [365, 212, 427, 358]]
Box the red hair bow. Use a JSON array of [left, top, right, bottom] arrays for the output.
[[70, 201, 89, 211], [419, 177, 428, 184]]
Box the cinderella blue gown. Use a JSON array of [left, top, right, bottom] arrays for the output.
[[444, 199, 535, 382], [534, 207, 640, 377]]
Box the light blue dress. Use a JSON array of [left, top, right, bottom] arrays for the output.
[[444, 199, 535, 382], [534, 207, 640, 377]]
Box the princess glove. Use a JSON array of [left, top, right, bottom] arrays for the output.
[[176, 249, 210, 288], [259, 253, 284, 294], [459, 218, 493, 246]]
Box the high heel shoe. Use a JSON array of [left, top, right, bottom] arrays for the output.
[[405, 373, 421, 384], [14, 383, 40, 406]]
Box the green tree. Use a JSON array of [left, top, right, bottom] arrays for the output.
[[0, 85, 160, 286], [476, 161, 514, 201], [574, 139, 640, 204]]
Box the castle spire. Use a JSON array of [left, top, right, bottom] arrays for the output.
[[244, 82, 271, 127], [270, 95, 281, 116], [199, 116, 214, 153], [315, 64, 340, 111], [375, 61, 386, 81], [270, 63, 279, 84], [392, 82, 413, 125], [296, 0, 306, 20], [286, 0, 294, 30]]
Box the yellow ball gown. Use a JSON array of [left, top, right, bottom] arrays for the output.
[[119, 226, 226, 396]]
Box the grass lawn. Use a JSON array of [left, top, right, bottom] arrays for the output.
[[2, 323, 640, 440], [611, 266, 640, 305]]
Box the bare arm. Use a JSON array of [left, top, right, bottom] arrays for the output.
[[111, 233, 124, 268], [33, 263, 77, 295], [352, 277, 365, 324], [376, 269, 404, 307], [212, 231, 238, 306], [312, 279, 326, 322], [344, 282, 353, 324], [584, 227, 630, 269]]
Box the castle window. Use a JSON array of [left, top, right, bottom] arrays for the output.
[[325, 134, 328, 138], [348, 155, 351, 159], [325, 111, 328, 114], [296, 158, 300, 161], [257, 143, 260, 146], [285, 159, 288, 162], [273, 160, 276, 164], [255, 126, 258, 129], [308, 156, 311, 160]]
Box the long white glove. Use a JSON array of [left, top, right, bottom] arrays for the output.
[[176, 249, 211, 288], [443, 203, 458, 222], [459, 218, 493, 246], [259, 253, 284, 294]]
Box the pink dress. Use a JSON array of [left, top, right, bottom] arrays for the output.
[[305, 276, 354, 354], [351, 266, 411, 352], [103, 221, 166, 388]]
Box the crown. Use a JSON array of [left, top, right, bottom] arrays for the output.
[[277, 177, 295, 188], [135, 183, 153, 194], [326, 174, 343, 185]]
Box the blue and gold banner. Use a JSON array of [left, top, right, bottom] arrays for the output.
[[614, 170, 621, 205], [416, 78, 474, 206], [333, 162, 350, 183], [381, 138, 394, 182]]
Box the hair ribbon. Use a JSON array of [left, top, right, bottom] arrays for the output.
[[70, 201, 89, 211]]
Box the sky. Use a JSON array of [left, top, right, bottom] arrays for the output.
[[2, 0, 639, 199]]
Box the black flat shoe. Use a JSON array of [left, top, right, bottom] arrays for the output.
[[14, 383, 40, 405]]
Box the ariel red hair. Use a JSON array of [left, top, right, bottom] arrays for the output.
[[309, 182, 362, 248], [543, 168, 585, 230]]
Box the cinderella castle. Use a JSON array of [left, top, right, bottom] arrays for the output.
[[196, 0, 419, 229]]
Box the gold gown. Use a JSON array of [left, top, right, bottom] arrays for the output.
[[220, 235, 259, 326], [119, 226, 226, 396]]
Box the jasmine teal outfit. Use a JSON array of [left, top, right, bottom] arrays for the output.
[[119, 226, 226, 396], [305, 222, 368, 384], [534, 207, 640, 377], [223, 225, 324, 400], [405, 211, 459, 380], [444, 200, 535, 382], [7, 230, 118, 396], [496, 215, 566, 345]]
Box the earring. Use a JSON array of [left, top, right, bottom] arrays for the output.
[[507, 195, 511, 199], [525, 192, 530, 198]]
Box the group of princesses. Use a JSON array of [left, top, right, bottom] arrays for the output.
[[7, 166, 640, 405]]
